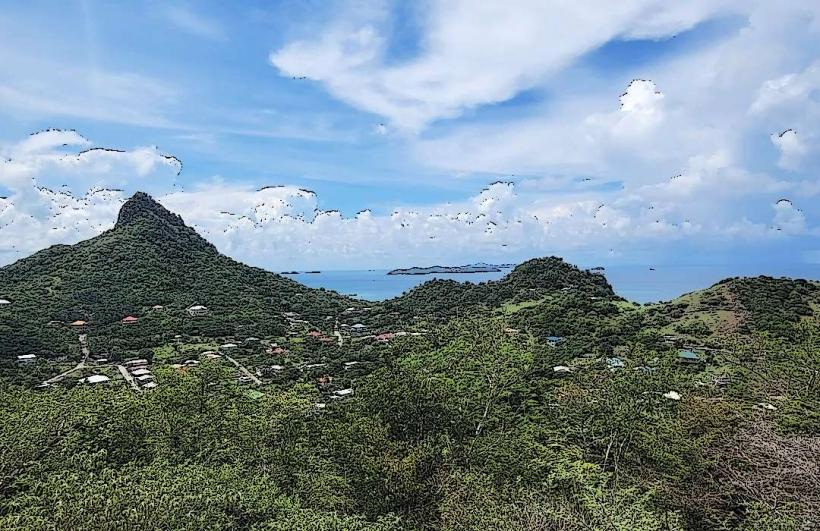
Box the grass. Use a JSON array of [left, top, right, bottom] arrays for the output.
[[500, 298, 548, 314]]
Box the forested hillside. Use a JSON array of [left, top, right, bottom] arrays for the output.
[[0, 193, 355, 357], [0, 192, 818, 529]]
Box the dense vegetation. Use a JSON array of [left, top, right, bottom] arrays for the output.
[[0, 193, 355, 357], [1, 320, 817, 529], [0, 192, 818, 529]]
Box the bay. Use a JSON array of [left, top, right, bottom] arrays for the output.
[[284, 263, 820, 304]]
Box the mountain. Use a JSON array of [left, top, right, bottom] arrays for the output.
[[385, 257, 619, 321], [0, 192, 355, 357]]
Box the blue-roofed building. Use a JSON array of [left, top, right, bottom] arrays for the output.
[[606, 357, 625, 370], [677, 349, 701, 364], [546, 336, 564, 347]]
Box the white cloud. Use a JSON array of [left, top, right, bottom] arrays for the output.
[[1, 130, 815, 269], [771, 129, 807, 170], [772, 198, 805, 234], [270, 0, 747, 132]]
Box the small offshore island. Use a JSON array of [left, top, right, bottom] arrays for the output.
[[388, 263, 514, 275]]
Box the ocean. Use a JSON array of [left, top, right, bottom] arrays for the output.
[[285, 263, 820, 304]]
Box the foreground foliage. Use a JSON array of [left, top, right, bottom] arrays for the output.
[[1, 321, 817, 530]]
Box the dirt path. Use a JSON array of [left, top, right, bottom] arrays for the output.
[[334, 316, 344, 346], [117, 365, 141, 391], [42, 334, 89, 386], [225, 355, 262, 385]]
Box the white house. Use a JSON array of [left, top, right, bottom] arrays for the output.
[[663, 391, 681, 401], [187, 305, 209, 316], [135, 374, 154, 382], [143, 381, 158, 389], [333, 388, 354, 398], [17, 354, 36, 363], [0, 299, 11, 305], [131, 368, 152, 376], [86, 374, 110, 384], [220, 343, 238, 350]]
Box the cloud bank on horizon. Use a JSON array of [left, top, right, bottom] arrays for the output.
[[0, 1, 819, 269]]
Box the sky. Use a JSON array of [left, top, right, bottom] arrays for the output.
[[0, 0, 819, 270]]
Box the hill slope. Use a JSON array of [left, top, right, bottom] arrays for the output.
[[0, 192, 355, 357], [645, 276, 820, 339], [387, 257, 617, 314]]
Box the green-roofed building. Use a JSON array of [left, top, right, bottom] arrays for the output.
[[677, 349, 701, 364]]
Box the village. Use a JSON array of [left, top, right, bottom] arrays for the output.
[[13, 302, 423, 404]]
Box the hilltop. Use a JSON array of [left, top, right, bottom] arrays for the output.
[[0, 192, 355, 357], [644, 275, 820, 340], [389, 257, 617, 313]]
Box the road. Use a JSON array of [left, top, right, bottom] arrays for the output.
[[41, 334, 89, 386], [117, 365, 140, 391], [225, 354, 262, 385], [334, 316, 344, 346]]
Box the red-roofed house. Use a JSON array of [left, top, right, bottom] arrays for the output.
[[307, 331, 323, 338], [121, 316, 139, 325]]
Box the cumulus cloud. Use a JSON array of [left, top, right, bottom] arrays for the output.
[[1, 130, 815, 269], [771, 129, 807, 170]]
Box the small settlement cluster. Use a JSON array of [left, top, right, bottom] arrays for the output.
[[13, 301, 415, 405]]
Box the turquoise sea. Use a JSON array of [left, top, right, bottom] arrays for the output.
[[285, 264, 820, 304]]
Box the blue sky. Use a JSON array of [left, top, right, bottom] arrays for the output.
[[0, 1, 819, 270]]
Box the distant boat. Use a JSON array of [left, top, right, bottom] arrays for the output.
[[649, 267, 656, 271]]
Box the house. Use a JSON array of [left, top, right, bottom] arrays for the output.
[[244, 337, 260, 343], [0, 299, 10, 305], [350, 323, 367, 334], [677, 349, 701, 364], [663, 390, 681, 401], [203, 352, 222, 360], [270, 364, 285, 371], [142, 382, 158, 389], [333, 388, 354, 398], [375, 332, 396, 342], [121, 316, 138, 325], [124, 359, 149, 368], [69, 320, 88, 327], [131, 368, 151, 376], [307, 331, 323, 338], [151, 305, 164, 310], [187, 305, 209, 316], [135, 374, 154, 382], [268, 347, 285, 355], [552, 365, 572, 374], [17, 354, 36, 363], [343, 361, 360, 369], [504, 328, 520, 335], [606, 357, 625, 370], [546, 336, 564, 347], [220, 343, 238, 350], [86, 374, 110, 384]]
